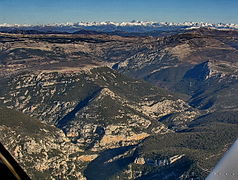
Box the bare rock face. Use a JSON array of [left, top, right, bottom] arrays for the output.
[[0, 66, 196, 179], [0, 107, 87, 179], [0, 66, 193, 152]]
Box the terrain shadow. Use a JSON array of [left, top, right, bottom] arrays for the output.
[[84, 145, 138, 180]]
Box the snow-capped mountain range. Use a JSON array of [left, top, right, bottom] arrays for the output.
[[0, 21, 238, 33]]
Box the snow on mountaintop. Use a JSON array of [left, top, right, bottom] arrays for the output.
[[0, 21, 238, 28], [0, 21, 238, 32]]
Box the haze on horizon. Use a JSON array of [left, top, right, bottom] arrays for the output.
[[0, 0, 237, 25]]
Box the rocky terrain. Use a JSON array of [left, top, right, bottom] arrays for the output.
[[0, 107, 86, 179], [0, 28, 238, 179]]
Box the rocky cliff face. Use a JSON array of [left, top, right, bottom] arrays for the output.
[[0, 67, 199, 179], [0, 107, 87, 179], [0, 67, 194, 151]]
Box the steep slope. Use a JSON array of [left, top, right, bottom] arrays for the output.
[[0, 67, 197, 152], [132, 122, 238, 180], [178, 60, 238, 110], [0, 106, 86, 179], [115, 29, 238, 113], [82, 121, 238, 180], [117, 29, 238, 86], [0, 66, 202, 179]]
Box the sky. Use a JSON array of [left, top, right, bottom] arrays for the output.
[[0, 0, 237, 25]]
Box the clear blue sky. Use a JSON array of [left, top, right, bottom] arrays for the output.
[[0, 0, 237, 24]]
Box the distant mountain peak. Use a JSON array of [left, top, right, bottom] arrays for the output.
[[1, 21, 238, 30]]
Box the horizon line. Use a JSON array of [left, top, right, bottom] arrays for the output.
[[1, 20, 238, 27]]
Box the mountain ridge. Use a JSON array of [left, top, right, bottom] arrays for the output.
[[0, 21, 238, 34]]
